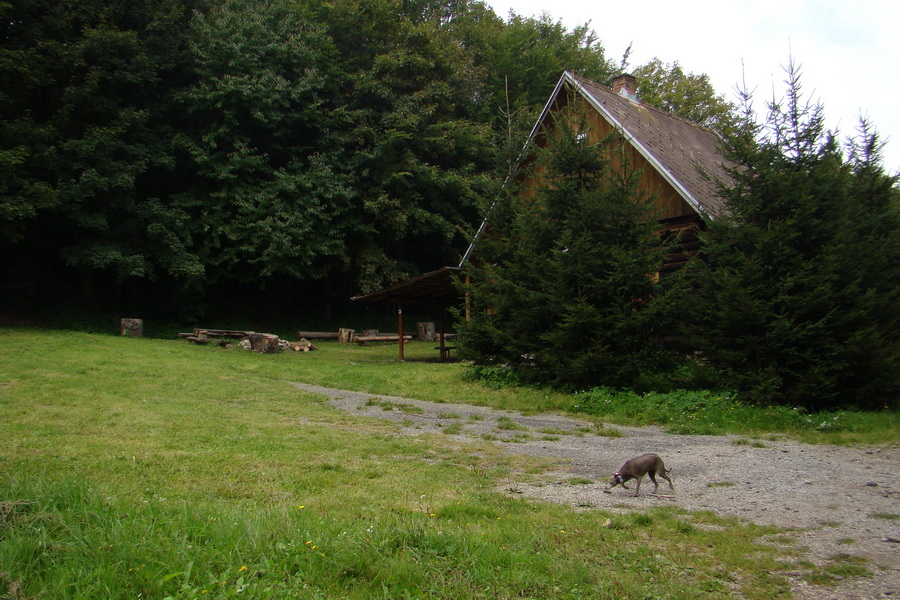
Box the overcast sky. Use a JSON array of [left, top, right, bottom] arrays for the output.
[[487, 0, 899, 173]]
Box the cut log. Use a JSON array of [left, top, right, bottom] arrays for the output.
[[184, 335, 211, 345], [296, 331, 339, 339], [287, 338, 317, 352], [338, 328, 355, 343], [195, 329, 254, 339], [354, 334, 413, 343]]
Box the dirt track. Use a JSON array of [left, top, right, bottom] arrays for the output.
[[291, 382, 900, 600]]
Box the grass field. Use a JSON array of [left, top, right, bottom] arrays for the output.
[[0, 328, 894, 598]]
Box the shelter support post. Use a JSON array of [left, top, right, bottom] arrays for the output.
[[439, 308, 447, 362], [398, 302, 404, 361], [435, 306, 457, 362], [465, 275, 471, 322]]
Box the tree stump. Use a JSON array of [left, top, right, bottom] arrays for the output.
[[120, 318, 143, 338], [249, 333, 280, 353], [338, 328, 355, 343], [416, 322, 436, 341]]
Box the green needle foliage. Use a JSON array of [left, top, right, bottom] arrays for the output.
[[682, 62, 900, 410], [458, 99, 678, 390]]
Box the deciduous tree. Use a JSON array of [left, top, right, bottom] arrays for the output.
[[632, 58, 736, 133], [0, 0, 203, 302]]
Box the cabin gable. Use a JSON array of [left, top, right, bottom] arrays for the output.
[[511, 71, 732, 276], [519, 89, 697, 223], [521, 71, 729, 221]]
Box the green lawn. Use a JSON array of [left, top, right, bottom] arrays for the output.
[[0, 328, 891, 598]]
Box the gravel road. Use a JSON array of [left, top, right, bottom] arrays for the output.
[[291, 382, 900, 600]]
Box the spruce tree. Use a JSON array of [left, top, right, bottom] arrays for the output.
[[458, 98, 675, 389], [686, 62, 900, 410]]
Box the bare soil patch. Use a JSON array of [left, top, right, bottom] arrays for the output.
[[291, 382, 900, 600]]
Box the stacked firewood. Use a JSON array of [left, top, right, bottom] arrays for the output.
[[178, 329, 317, 353]]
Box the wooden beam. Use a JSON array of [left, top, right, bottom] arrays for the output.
[[398, 302, 404, 361]]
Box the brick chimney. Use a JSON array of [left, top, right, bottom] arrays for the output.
[[612, 73, 638, 102]]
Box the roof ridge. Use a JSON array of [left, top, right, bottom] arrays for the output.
[[568, 71, 721, 136]]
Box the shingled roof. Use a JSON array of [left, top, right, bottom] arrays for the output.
[[534, 71, 731, 219]]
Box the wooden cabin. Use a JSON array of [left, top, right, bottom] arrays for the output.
[[480, 70, 731, 276], [353, 71, 731, 354]]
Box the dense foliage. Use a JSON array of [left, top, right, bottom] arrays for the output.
[[458, 64, 899, 411], [683, 64, 900, 410], [456, 99, 678, 389], [0, 0, 625, 318]]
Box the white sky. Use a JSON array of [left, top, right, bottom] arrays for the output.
[[487, 0, 900, 174]]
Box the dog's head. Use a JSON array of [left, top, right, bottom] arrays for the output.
[[606, 472, 625, 489]]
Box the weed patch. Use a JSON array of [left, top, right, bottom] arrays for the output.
[[572, 387, 897, 443], [803, 554, 873, 584], [868, 513, 898, 521], [496, 416, 528, 431], [364, 398, 425, 414], [441, 422, 464, 435]]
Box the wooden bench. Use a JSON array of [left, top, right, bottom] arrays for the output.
[[434, 345, 456, 362]]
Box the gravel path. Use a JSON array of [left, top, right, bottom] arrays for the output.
[[291, 382, 900, 599]]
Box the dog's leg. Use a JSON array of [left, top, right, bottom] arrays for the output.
[[660, 471, 674, 490], [648, 471, 659, 494], [633, 475, 642, 496]]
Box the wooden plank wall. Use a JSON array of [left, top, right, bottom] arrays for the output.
[[519, 93, 697, 223]]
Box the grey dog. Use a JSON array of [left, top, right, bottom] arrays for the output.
[[604, 453, 674, 496]]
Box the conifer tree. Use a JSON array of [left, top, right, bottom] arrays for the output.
[[686, 62, 900, 410], [458, 98, 675, 389]]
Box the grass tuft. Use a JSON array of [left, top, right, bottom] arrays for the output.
[[868, 513, 899, 521]]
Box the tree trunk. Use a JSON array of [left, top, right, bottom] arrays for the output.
[[416, 321, 436, 341]]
